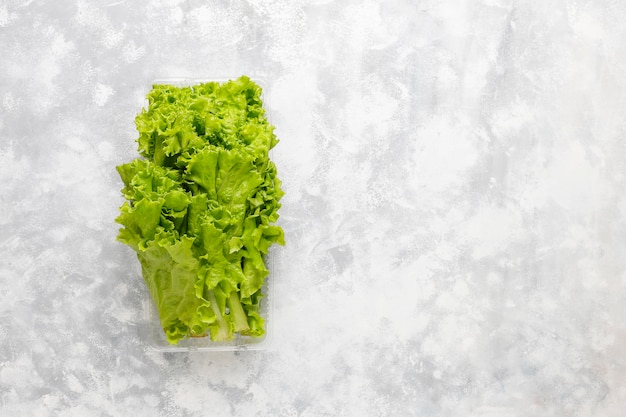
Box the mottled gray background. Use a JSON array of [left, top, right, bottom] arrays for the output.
[[1, 0, 625, 416]]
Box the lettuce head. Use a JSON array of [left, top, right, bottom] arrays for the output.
[[116, 76, 284, 344]]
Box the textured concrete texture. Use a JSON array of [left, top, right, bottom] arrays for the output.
[[1, 1, 625, 416]]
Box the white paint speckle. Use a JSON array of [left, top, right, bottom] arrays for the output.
[[0, 5, 12, 27], [102, 27, 124, 49], [65, 373, 85, 393], [93, 83, 114, 106], [97, 141, 115, 160], [2, 92, 19, 112], [41, 394, 60, 408], [569, 6, 606, 40], [171, 381, 231, 413], [143, 394, 160, 407], [122, 41, 146, 63]]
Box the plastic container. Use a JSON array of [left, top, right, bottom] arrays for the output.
[[144, 258, 275, 352], [135, 76, 278, 352]]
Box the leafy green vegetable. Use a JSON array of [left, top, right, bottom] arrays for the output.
[[116, 76, 284, 344]]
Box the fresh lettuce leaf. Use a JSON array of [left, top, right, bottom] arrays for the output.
[[116, 76, 284, 344]]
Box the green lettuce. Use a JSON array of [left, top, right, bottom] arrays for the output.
[[116, 76, 284, 344]]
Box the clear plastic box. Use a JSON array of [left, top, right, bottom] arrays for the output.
[[133, 77, 278, 352], [143, 259, 274, 352]]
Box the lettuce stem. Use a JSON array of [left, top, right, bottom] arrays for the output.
[[154, 134, 165, 166], [207, 291, 231, 342], [227, 291, 250, 333]]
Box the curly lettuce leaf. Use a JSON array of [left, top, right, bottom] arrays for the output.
[[116, 76, 284, 344]]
